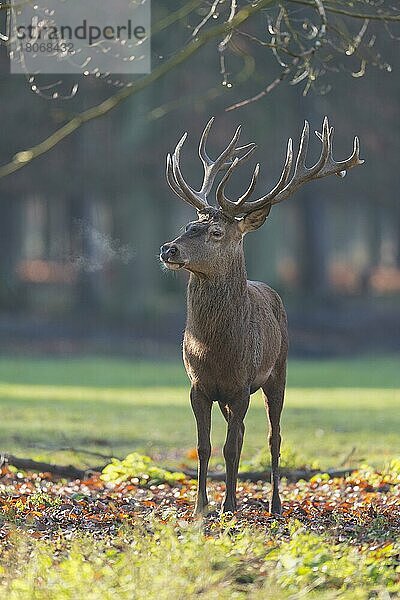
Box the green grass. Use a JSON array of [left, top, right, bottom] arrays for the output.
[[0, 521, 398, 600], [1, 355, 399, 388], [0, 355, 399, 599], [0, 355, 398, 468]]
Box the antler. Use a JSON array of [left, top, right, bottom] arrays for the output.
[[166, 117, 256, 212], [216, 116, 364, 218]]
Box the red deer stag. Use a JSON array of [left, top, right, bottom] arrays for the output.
[[160, 117, 363, 514]]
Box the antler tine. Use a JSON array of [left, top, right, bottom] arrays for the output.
[[309, 116, 331, 175], [166, 153, 192, 204], [200, 139, 257, 172], [238, 163, 260, 205], [220, 117, 363, 216], [266, 116, 363, 206], [169, 133, 209, 212], [199, 117, 256, 171], [217, 136, 294, 217], [256, 137, 293, 203], [199, 124, 242, 198], [216, 159, 260, 214], [231, 143, 258, 166], [167, 117, 363, 218], [216, 125, 242, 167], [315, 133, 364, 179], [294, 120, 310, 177], [166, 119, 254, 213], [231, 123, 308, 214], [216, 158, 239, 214], [198, 117, 215, 168]]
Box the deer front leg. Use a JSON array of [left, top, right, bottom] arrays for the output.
[[190, 387, 212, 515], [221, 394, 250, 513]]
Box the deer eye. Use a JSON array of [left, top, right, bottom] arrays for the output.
[[210, 229, 223, 238]]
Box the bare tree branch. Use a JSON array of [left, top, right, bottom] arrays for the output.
[[0, 0, 277, 180], [192, 0, 221, 37], [1, 0, 399, 175], [181, 466, 357, 482], [2, 452, 357, 483], [226, 0, 398, 111], [154, 0, 203, 34], [226, 57, 299, 111], [288, 0, 400, 22], [2, 453, 104, 479]]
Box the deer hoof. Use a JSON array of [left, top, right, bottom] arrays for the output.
[[221, 500, 237, 514], [271, 497, 282, 515], [193, 502, 209, 517]]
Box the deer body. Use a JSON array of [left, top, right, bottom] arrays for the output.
[[160, 117, 362, 514], [185, 268, 288, 514], [184, 273, 286, 397]]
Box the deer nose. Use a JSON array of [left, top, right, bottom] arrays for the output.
[[160, 244, 178, 261]]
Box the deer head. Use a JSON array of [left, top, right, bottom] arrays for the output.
[[160, 117, 363, 278]]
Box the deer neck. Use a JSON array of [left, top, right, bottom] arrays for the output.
[[186, 253, 249, 342]]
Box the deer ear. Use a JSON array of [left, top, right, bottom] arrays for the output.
[[238, 207, 271, 234]]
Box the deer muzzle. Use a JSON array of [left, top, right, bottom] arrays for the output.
[[160, 243, 185, 269]]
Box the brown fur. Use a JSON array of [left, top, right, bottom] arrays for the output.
[[161, 117, 362, 514], [161, 211, 288, 514]]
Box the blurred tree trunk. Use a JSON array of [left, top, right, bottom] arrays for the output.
[[296, 192, 329, 296], [360, 201, 381, 293], [367, 201, 382, 268], [0, 197, 20, 308], [395, 207, 400, 269], [294, 94, 329, 297]]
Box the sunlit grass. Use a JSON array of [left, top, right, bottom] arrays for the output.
[[0, 520, 398, 599], [0, 356, 398, 469], [0, 355, 398, 388], [0, 356, 399, 599]]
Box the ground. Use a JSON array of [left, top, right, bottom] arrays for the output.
[[0, 355, 399, 598]]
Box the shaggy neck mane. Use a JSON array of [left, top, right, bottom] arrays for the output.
[[186, 252, 249, 344]]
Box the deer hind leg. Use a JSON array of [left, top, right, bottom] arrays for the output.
[[220, 395, 249, 513], [262, 362, 286, 515], [190, 387, 212, 515]]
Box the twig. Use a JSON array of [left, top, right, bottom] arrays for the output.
[[235, 29, 304, 57], [0, 0, 276, 180], [219, 0, 237, 52], [226, 57, 299, 111], [192, 0, 221, 38], [181, 466, 357, 482], [2, 454, 106, 479], [2, 453, 357, 483], [219, 0, 238, 85], [314, 0, 327, 39], [287, 0, 400, 22]]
